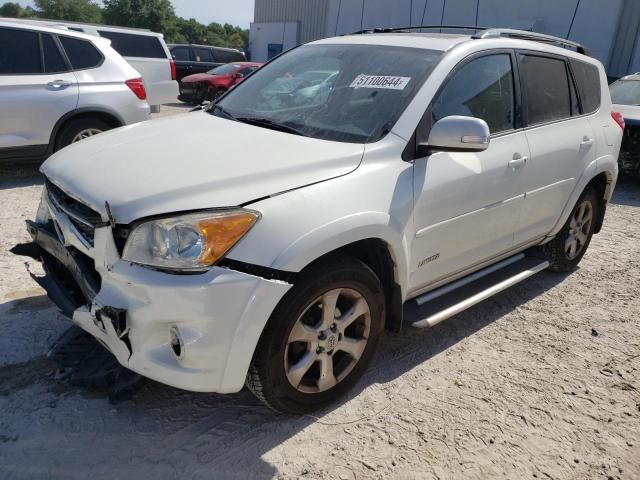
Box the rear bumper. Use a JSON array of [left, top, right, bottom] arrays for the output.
[[19, 216, 292, 394]]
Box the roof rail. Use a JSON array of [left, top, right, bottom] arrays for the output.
[[350, 25, 489, 35], [472, 28, 591, 56]]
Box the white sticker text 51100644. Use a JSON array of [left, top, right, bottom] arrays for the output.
[[349, 74, 411, 90]]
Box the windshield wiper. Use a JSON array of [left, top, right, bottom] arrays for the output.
[[209, 103, 238, 121], [236, 117, 309, 137]]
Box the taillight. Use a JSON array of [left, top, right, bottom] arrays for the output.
[[170, 59, 176, 81], [125, 78, 146, 100], [612, 111, 625, 130]]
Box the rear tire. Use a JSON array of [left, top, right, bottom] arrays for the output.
[[55, 118, 112, 151], [247, 256, 385, 414], [543, 186, 600, 272]]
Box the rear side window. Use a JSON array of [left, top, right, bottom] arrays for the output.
[[570, 60, 601, 114], [42, 34, 68, 73], [0, 27, 41, 74], [520, 55, 571, 125], [59, 36, 102, 70], [171, 46, 190, 61], [432, 54, 515, 134], [193, 47, 214, 63], [98, 30, 166, 59]]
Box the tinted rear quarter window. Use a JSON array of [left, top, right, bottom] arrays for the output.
[[42, 34, 68, 73], [520, 55, 571, 125], [59, 36, 102, 70], [570, 60, 601, 114], [0, 27, 41, 74], [98, 30, 166, 59]]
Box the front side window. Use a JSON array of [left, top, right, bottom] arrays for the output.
[[610, 79, 640, 106], [432, 54, 515, 134], [571, 59, 601, 113], [521, 54, 571, 125], [0, 27, 41, 75], [215, 44, 441, 143], [59, 36, 102, 70]]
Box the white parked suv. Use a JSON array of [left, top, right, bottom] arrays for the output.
[[17, 28, 622, 414], [0, 20, 150, 163]]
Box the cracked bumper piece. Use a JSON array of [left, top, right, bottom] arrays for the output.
[[20, 221, 292, 394]]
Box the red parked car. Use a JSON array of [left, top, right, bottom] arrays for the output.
[[179, 62, 262, 104]]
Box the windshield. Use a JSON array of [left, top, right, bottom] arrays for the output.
[[207, 64, 242, 75], [610, 80, 640, 106], [213, 44, 442, 143]]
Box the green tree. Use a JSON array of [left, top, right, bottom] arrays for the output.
[[103, 0, 178, 38], [34, 0, 102, 22], [0, 2, 23, 17]]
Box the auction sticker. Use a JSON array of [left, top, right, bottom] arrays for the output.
[[350, 74, 411, 90]]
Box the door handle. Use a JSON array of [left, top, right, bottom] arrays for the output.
[[508, 155, 528, 169], [580, 137, 594, 146], [47, 80, 71, 89]]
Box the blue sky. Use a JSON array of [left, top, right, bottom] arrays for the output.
[[13, 0, 255, 28]]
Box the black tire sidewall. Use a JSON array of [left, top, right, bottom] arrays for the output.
[[56, 118, 112, 151], [252, 257, 385, 414]]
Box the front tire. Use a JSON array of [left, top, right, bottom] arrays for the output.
[[543, 186, 600, 272], [247, 256, 385, 414]]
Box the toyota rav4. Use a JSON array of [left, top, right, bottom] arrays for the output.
[[16, 28, 623, 414]]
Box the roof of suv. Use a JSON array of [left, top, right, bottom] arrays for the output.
[[0, 18, 109, 43], [313, 28, 596, 65], [168, 43, 244, 53]]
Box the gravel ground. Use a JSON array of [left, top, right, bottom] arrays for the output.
[[0, 107, 639, 479]]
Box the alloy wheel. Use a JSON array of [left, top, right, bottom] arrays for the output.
[[71, 128, 103, 143], [285, 288, 371, 393], [565, 199, 593, 260]]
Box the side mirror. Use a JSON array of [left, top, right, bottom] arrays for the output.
[[422, 116, 490, 154]]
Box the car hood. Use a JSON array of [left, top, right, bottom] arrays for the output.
[[614, 103, 640, 123], [182, 73, 218, 83], [41, 112, 365, 224]]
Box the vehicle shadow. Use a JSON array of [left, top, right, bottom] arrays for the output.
[[610, 176, 640, 207], [0, 269, 570, 479], [0, 163, 43, 191]]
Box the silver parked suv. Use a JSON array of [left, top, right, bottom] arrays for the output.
[[0, 19, 150, 163]]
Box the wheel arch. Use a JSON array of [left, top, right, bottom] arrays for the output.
[[49, 108, 125, 153]]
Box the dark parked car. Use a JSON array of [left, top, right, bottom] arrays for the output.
[[169, 43, 246, 81], [610, 74, 640, 177]]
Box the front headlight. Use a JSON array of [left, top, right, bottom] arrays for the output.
[[122, 209, 259, 271]]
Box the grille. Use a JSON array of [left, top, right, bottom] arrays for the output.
[[46, 180, 104, 247]]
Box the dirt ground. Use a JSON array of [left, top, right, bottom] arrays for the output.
[[0, 106, 639, 479]]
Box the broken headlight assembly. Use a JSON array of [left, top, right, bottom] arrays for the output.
[[122, 210, 260, 271]]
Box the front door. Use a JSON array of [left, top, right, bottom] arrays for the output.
[[410, 52, 529, 292]]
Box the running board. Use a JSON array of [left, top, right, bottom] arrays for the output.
[[408, 254, 549, 329]]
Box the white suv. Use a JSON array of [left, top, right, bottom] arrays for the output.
[[0, 20, 150, 162], [18, 28, 622, 414]]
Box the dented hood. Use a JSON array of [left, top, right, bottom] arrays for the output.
[[41, 112, 364, 224]]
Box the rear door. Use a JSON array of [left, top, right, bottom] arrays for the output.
[[513, 52, 596, 245], [170, 45, 193, 81], [0, 27, 78, 155], [98, 29, 178, 107]]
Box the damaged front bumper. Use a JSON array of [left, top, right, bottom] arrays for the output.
[[15, 190, 292, 394]]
